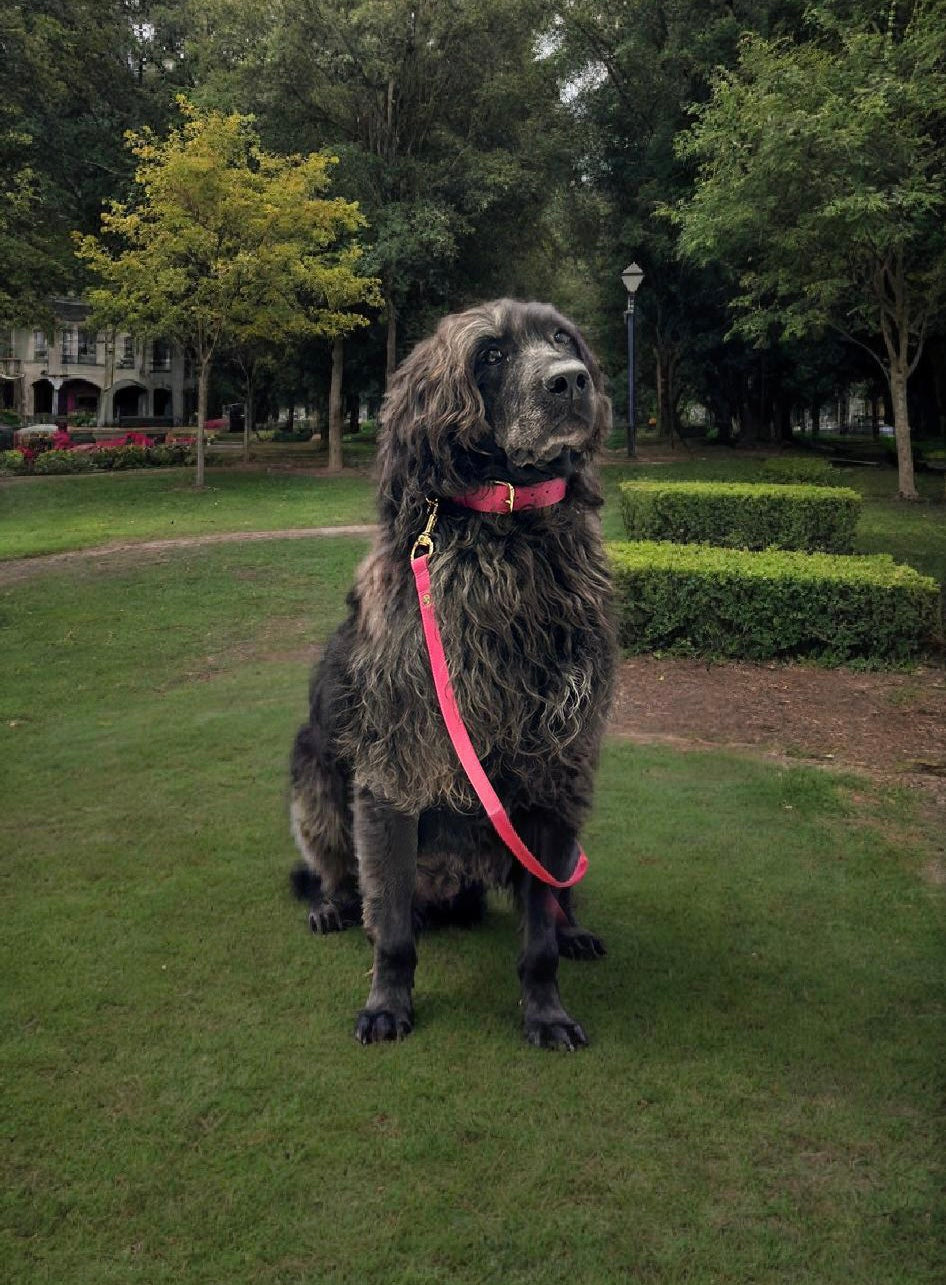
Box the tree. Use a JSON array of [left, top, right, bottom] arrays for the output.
[[75, 99, 379, 485], [669, 4, 946, 497], [547, 0, 807, 440], [246, 0, 571, 377]]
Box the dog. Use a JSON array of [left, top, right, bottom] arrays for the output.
[[289, 299, 616, 1049]]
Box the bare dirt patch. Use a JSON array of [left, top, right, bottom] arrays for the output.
[[611, 654, 946, 776]]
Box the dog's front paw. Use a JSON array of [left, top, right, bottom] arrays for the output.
[[556, 923, 607, 960], [523, 1012, 588, 1052], [354, 1006, 414, 1044]]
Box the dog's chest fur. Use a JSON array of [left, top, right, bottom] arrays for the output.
[[338, 506, 615, 817]]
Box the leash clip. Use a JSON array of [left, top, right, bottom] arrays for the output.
[[410, 498, 440, 562]]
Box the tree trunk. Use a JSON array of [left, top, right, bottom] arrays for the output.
[[243, 370, 255, 465], [385, 299, 397, 387], [196, 358, 210, 489], [776, 399, 794, 444], [811, 399, 821, 438], [347, 394, 359, 434], [889, 361, 918, 499], [328, 336, 344, 472], [655, 345, 667, 441]]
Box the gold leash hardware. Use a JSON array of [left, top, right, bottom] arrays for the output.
[[410, 498, 440, 561]]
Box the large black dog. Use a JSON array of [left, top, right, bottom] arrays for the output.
[[290, 299, 616, 1049]]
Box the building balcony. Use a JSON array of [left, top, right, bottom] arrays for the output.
[[0, 356, 22, 376]]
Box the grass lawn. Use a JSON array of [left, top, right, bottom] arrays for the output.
[[0, 468, 376, 561], [2, 451, 944, 601], [2, 541, 943, 1283]]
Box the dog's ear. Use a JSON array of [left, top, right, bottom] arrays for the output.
[[570, 324, 611, 453], [377, 317, 485, 525], [563, 322, 611, 511]]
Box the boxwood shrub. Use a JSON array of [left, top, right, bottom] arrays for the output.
[[620, 480, 861, 553], [608, 540, 942, 666], [760, 455, 836, 486]]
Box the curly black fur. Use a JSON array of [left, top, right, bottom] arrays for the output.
[[289, 299, 616, 1049]]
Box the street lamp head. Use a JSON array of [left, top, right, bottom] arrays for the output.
[[621, 262, 644, 295]]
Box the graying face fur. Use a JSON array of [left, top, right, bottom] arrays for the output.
[[471, 302, 601, 470]]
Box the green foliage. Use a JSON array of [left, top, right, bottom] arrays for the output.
[[608, 540, 941, 665], [670, 13, 946, 349], [32, 449, 96, 475], [12, 442, 199, 476], [760, 455, 836, 486], [75, 99, 378, 355], [253, 0, 571, 327], [148, 443, 195, 468], [75, 97, 380, 484], [619, 480, 862, 553], [668, 5, 946, 493], [0, 449, 29, 474]]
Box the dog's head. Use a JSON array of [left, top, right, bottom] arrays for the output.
[[377, 299, 610, 522]]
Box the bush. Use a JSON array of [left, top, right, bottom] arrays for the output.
[[108, 445, 150, 470], [33, 449, 96, 474], [608, 540, 942, 666], [148, 443, 193, 467], [0, 448, 30, 473], [620, 480, 861, 554], [760, 455, 836, 486]]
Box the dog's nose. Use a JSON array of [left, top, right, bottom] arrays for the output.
[[544, 360, 590, 403]]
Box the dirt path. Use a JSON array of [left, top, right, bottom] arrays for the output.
[[0, 525, 377, 586], [3, 526, 944, 795]]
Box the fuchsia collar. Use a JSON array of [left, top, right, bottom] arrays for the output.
[[449, 477, 568, 514]]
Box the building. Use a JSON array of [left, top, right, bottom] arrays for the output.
[[0, 299, 195, 426]]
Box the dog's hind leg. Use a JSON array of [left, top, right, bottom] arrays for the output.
[[353, 786, 418, 1044], [516, 820, 589, 1051], [289, 724, 361, 933]]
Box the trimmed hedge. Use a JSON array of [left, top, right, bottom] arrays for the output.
[[620, 480, 861, 553], [760, 455, 836, 486], [608, 540, 942, 666]]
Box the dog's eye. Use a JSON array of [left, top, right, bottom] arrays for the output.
[[553, 330, 573, 347], [481, 346, 505, 366]]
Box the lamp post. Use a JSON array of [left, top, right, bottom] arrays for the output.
[[621, 262, 644, 456]]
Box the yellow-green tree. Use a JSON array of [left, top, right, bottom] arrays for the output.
[[76, 99, 379, 485]]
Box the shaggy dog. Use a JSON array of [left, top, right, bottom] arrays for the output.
[[289, 299, 615, 1050]]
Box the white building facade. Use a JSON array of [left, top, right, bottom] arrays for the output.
[[0, 299, 194, 426]]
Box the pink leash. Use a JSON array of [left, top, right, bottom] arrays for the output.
[[409, 488, 588, 892]]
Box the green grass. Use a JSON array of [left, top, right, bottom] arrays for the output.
[[2, 541, 943, 1283], [0, 468, 376, 561], [3, 450, 944, 599]]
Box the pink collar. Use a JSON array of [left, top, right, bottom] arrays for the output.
[[449, 477, 567, 514]]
